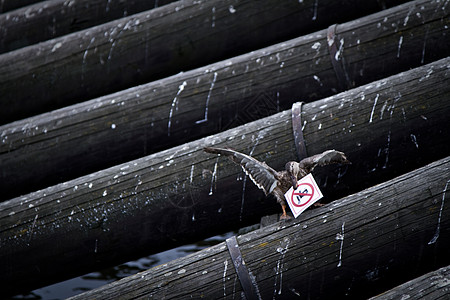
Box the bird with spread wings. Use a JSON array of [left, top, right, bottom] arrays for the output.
[[204, 147, 350, 219]]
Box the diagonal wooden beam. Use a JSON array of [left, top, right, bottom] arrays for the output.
[[0, 0, 445, 124], [69, 156, 450, 299]]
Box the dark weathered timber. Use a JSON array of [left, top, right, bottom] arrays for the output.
[[0, 0, 175, 54], [0, 0, 409, 54], [1, 58, 449, 295], [1, 1, 449, 201], [369, 265, 450, 300], [0, 0, 43, 13], [0, 0, 440, 124], [68, 157, 450, 300]]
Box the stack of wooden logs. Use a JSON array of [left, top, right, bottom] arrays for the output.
[[0, 0, 449, 297], [67, 157, 450, 299]]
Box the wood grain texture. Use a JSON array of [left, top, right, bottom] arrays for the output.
[[68, 157, 450, 299], [0, 0, 175, 54], [1, 0, 449, 200], [369, 265, 450, 300], [0, 0, 43, 13], [1, 58, 449, 295], [0, 0, 442, 124]]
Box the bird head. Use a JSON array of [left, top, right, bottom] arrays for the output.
[[340, 153, 351, 165], [285, 161, 301, 189]]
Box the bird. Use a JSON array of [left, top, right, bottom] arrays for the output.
[[203, 147, 350, 220]]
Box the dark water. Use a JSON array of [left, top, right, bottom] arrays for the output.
[[12, 231, 239, 299]]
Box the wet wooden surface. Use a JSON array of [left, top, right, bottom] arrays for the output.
[[0, 0, 175, 54], [1, 58, 449, 295], [369, 265, 450, 300], [68, 157, 450, 299], [0, 0, 439, 124], [1, 0, 448, 200], [0, 0, 43, 13]]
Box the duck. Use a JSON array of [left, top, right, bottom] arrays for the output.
[[203, 147, 350, 219]]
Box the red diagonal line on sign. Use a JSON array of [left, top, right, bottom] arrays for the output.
[[291, 183, 314, 208], [295, 192, 312, 196]]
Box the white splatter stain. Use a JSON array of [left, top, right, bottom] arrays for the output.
[[403, 7, 414, 26], [419, 67, 434, 82], [82, 37, 96, 81], [168, 81, 187, 136], [379, 100, 388, 120], [223, 260, 228, 296], [382, 130, 391, 169], [369, 94, 379, 123], [397, 36, 403, 58], [28, 214, 39, 244], [428, 179, 450, 244], [311, 42, 321, 50], [290, 288, 301, 297], [336, 221, 345, 267], [335, 38, 344, 61], [105, 0, 111, 12], [410, 134, 419, 149], [108, 40, 117, 60], [313, 75, 323, 86], [312, 0, 318, 21], [190, 165, 195, 183], [421, 28, 429, 64], [209, 158, 219, 195], [82, 37, 96, 62], [211, 7, 216, 28], [196, 72, 218, 124], [51, 42, 62, 52], [274, 239, 290, 297]]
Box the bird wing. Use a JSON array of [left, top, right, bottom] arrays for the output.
[[203, 147, 278, 195], [299, 149, 350, 173]]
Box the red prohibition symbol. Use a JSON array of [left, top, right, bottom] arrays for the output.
[[291, 183, 314, 207]]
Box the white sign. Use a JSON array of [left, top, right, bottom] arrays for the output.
[[284, 173, 323, 218]]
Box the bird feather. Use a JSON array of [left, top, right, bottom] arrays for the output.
[[300, 149, 349, 172], [204, 147, 278, 195]]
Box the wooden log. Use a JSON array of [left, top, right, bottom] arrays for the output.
[[1, 57, 449, 295], [0, 0, 43, 13], [369, 265, 450, 300], [0, 0, 175, 54], [1, 0, 449, 200], [67, 157, 450, 299], [0, 0, 442, 124]]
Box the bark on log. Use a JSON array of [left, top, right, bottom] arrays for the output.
[[1, 0, 449, 200], [1, 57, 449, 295], [67, 157, 450, 300], [369, 265, 450, 300], [0, 0, 175, 54], [0, 0, 444, 124], [0, 0, 43, 13]]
